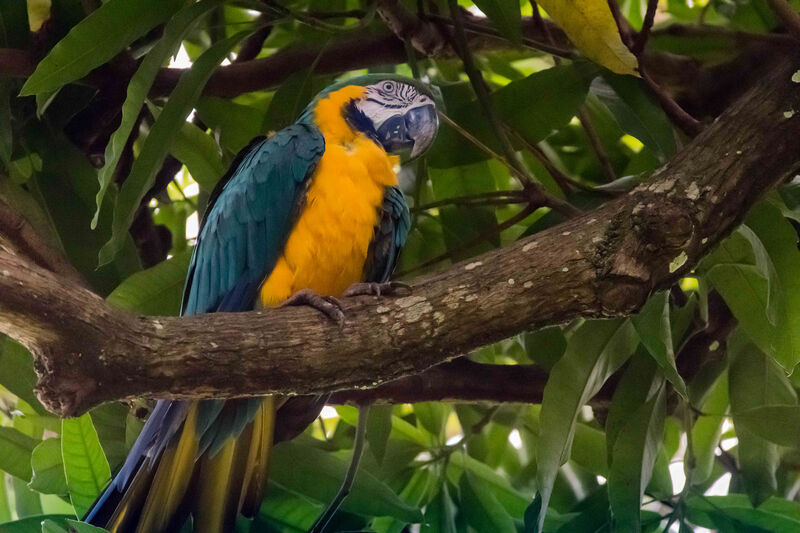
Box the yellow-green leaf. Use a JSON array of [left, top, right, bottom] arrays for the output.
[[536, 0, 639, 76], [26, 0, 50, 32], [61, 414, 111, 517]]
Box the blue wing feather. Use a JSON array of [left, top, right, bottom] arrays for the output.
[[182, 124, 324, 316]]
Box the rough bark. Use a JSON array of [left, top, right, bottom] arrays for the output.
[[1, 54, 799, 418]]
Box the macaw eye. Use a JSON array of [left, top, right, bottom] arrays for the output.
[[382, 82, 394, 91]]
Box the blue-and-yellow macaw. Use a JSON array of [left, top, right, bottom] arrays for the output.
[[83, 75, 439, 532]]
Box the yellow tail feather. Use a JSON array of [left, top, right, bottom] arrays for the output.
[[193, 397, 277, 532], [241, 396, 277, 517], [135, 404, 200, 533]]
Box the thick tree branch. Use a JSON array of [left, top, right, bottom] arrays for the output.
[[329, 358, 559, 406], [0, 54, 799, 418]]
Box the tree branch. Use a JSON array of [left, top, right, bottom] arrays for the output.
[[1, 54, 799, 418], [329, 358, 564, 406]]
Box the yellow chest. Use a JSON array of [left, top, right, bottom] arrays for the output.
[[259, 86, 398, 307]]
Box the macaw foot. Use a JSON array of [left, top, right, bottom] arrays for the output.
[[281, 289, 345, 324], [343, 281, 412, 298]]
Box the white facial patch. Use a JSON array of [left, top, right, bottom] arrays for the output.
[[355, 81, 433, 128]]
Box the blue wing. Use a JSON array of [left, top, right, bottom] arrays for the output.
[[182, 124, 324, 316], [363, 186, 411, 283]]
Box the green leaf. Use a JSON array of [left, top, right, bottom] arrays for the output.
[[11, 477, 41, 518], [92, 0, 219, 227], [41, 519, 69, 533], [366, 404, 393, 465], [106, 251, 192, 316], [744, 201, 800, 370], [28, 439, 67, 496], [257, 482, 322, 532], [735, 406, 800, 447], [26, 126, 141, 296], [729, 332, 796, 505], [429, 64, 595, 168], [61, 414, 111, 517], [269, 440, 422, 522], [422, 484, 457, 533], [690, 372, 729, 485], [472, 0, 522, 44], [0, 337, 47, 414], [413, 403, 450, 441], [592, 75, 676, 160], [89, 403, 130, 474], [449, 453, 531, 518], [522, 327, 567, 370], [0, 426, 37, 481], [533, 318, 639, 532], [459, 472, 516, 533], [20, 0, 184, 96], [736, 225, 782, 323], [687, 495, 800, 533], [0, 472, 10, 524], [429, 162, 499, 262], [608, 377, 666, 533], [99, 30, 250, 265], [703, 201, 800, 370], [605, 350, 659, 465], [373, 468, 435, 532], [631, 291, 688, 399], [65, 520, 109, 533], [264, 69, 317, 132], [0, 516, 73, 533], [170, 122, 225, 192], [706, 263, 775, 355], [195, 97, 267, 154]]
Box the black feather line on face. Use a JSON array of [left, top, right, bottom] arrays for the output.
[[343, 98, 381, 146]]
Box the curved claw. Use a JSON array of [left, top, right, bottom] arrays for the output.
[[281, 289, 345, 324], [343, 281, 412, 298]]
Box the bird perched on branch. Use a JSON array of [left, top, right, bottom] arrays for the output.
[[84, 75, 439, 532]]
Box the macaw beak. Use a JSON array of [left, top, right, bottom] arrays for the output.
[[375, 104, 438, 159], [406, 104, 438, 158]]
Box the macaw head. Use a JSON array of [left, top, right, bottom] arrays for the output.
[[307, 75, 440, 159]]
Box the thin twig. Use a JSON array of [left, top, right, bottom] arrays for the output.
[[652, 24, 798, 46], [606, 0, 634, 49], [510, 131, 617, 197], [309, 404, 371, 533], [633, 0, 659, 56], [577, 108, 617, 183], [605, 1, 704, 137], [526, 2, 616, 193], [426, 13, 573, 58], [413, 191, 528, 212], [446, 0, 534, 189], [438, 112, 581, 217], [640, 70, 703, 137], [399, 204, 536, 275]]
